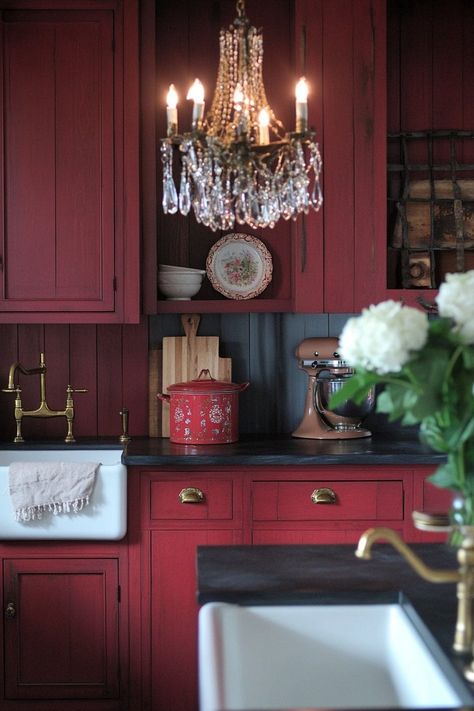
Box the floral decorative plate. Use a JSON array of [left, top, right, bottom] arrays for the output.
[[206, 234, 273, 300]]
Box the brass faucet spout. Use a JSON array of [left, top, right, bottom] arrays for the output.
[[3, 353, 47, 392], [356, 527, 460, 584], [356, 525, 474, 669]]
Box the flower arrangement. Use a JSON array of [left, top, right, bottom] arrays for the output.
[[331, 271, 474, 533]]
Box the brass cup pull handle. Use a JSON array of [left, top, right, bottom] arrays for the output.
[[5, 602, 16, 619], [311, 487, 337, 505], [178, 487, 205, 504]]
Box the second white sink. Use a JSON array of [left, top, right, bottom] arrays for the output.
[[199, 600, 470, 711]]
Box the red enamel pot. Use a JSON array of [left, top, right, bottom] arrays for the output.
[[157, 369, 249, 445]]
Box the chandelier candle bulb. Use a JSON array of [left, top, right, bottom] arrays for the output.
[[187, 79, 205, 128], [295, 77, 309, 132], [258, 108, 270, 144], [166, 84, 178, 135]]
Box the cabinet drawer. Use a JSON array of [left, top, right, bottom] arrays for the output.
[[252, 481, 403, 521], [147, 478, 234, 521]]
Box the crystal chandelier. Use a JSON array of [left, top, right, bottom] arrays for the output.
[[160, 0, 323, 232]]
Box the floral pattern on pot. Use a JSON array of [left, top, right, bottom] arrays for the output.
[[171, 394, 237, 443]]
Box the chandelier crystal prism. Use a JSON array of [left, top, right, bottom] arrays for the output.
[[161, 0, 323, 232]]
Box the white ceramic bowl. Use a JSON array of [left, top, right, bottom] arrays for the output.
[[159, 263, 206, 274], [158, 273, 203, 285], [158, 280, 203, 300]]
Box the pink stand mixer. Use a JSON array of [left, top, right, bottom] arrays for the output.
[[292, 337, 374, 439]]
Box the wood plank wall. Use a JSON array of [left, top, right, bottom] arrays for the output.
[[149, 313, 396, 436], [0, 322, 149, 442], [388, 0, 474, 134]]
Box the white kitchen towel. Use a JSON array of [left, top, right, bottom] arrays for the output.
[[8, 461, 99, 522]]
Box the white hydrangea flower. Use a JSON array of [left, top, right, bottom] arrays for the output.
[[338, 300, 429, 374], [436, 270, 474, 344]]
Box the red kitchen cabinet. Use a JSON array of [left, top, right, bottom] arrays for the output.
[[2, 556, 122, 710], [355, 0, 474, 310], [0, 0, 139, 323], [129, 470, 243, 711], [250, 467, 410, 544], [127, 462, 442, 711], [142, 0, 383, 314]]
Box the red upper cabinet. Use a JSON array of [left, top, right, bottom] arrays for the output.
[[142, 0, 384, 315], [142, 0, 325, 315], [0, 1, 139, 323], [354, 0, 474, 311]]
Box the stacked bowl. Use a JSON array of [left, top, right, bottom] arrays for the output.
[[158, 264, 206, 300]]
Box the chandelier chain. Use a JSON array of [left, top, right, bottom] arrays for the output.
[[236, 0, 246, 20]]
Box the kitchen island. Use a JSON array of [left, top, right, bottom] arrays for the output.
[[197, 542, 474, 708]]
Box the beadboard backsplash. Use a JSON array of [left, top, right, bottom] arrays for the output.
[[0, 314, 397, 441], [150, 312, 394, 436]]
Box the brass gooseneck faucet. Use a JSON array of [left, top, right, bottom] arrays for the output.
[[356, 526, 474, 681], [2, 353, 87, 443]]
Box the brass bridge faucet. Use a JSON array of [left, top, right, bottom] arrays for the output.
[[356, 526, 474, 681], [2, 352, 87, 443]]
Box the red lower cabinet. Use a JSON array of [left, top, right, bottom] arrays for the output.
[[148, 529, 242, 711], [250, 469, 410, 545], [1, 554, 124, 711], [0, 464, 445, 710], [132, 470, 244, 711]]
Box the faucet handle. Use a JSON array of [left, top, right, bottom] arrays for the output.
[[65, 386, 88, 406]]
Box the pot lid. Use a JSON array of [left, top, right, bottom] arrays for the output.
[[167, 368, 247, 393]]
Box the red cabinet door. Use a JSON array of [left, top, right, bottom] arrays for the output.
[[3, 557, 120, 700], [133, 470, 243, 711], [0, 2, 139, 323], [148, 529, 242, 711]]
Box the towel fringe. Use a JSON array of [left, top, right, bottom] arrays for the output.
[[15, 495, 91, 522]]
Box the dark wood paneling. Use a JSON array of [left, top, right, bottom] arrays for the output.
[[0, 322, 149, 441], [322, 0, 356, 312]]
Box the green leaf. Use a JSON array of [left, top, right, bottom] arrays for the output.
[[428, 318, 454, 339], [462, 347, 474, 370], [459, 417, 474, 445], [329, 371, 379, 409], [376, 388, 403, 421], [419, 417, 450, 453], [428, 461, 459, 490]]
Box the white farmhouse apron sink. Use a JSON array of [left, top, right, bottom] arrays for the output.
[[199, 600, 471, 711], [0, 449, 126, 540]]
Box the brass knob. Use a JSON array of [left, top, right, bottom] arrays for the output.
[[311, 487, 337, 504], [178, 487, 205, 504], [5, 602, 16, 619]]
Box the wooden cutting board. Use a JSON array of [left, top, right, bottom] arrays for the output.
[[160, 314, 232, 437]]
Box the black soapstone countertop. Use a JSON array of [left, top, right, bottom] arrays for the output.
[[197, 542, 474, 711], [121, 431, 446, 466], [0, 431, 446, 467]]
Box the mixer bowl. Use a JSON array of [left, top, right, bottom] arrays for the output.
[[315, 375, 375, 431]]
